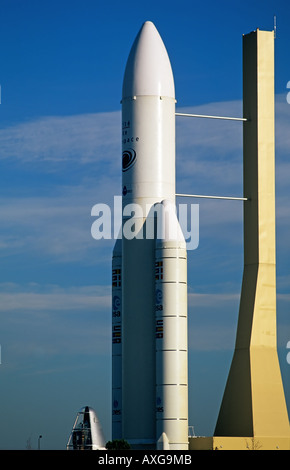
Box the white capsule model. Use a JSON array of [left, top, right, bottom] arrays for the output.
[[112, 21, 188, 450], [67, 406, 106, 450]]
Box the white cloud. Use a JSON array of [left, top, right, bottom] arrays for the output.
[[0, 94, 287, 172], [0, 283, 112, 362], [0, 96, 289, 359], [0, 183, 117, 262], [0, 283, 111, 312], [176, 100, 243, 158], [0, 112, 121, 165], [0, 96, 289, 265], [188, 292, 240, 308]]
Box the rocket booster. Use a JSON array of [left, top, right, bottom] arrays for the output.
[[112, 21, 188, 450]]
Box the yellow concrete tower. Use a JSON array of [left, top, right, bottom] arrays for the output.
[[212, 29, 290, 450]]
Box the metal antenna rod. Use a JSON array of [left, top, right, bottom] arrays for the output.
[[176, 112, 248, 122], [176, 193, 249, 201]]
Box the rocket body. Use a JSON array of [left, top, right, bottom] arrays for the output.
[[112, 21, 188, 450]]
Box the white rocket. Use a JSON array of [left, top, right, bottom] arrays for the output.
[[112, 21, 188, 450]]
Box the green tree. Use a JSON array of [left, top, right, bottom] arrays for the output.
[[105, 439, 131, 450]]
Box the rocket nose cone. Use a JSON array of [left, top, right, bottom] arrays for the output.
[[122, 21, 175, 99]]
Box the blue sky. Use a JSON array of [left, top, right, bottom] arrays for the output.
[[0, 0, 290, 449]]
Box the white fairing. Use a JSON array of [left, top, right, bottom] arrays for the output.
[[122, 21, 175, 210], [122, 21, 175, 99]]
